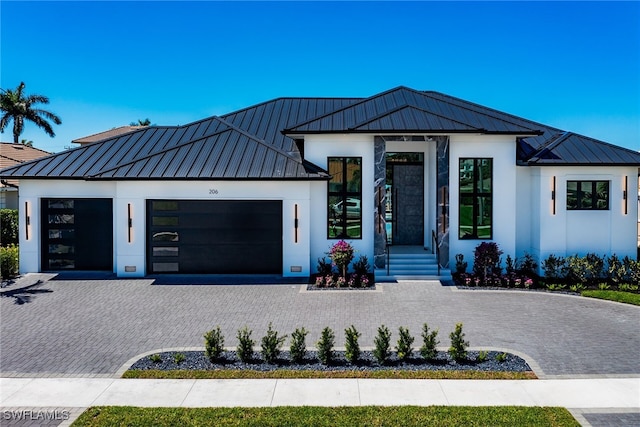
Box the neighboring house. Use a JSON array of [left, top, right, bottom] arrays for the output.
[[0, 86, 638, 278], [0, 143, 50, 209], [72, 126, 145, 145]]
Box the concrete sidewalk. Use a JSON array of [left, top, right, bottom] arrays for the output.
[[1, 377, 639, 426]]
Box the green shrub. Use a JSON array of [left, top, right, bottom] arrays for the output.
[[624, 257, 640, 285], [289, 327, 308, 363], [546, 283, 566, 291], [597, 282, 611, 290], [476, 350, 488, 363], [352, 255, 371, 276], [316, 257, 333, 276], [373, 325, 392, 365], [542, 254, 565, 281], [516, 252, 538, 277], [0, 209, 18, 246], [454, 254, 468, 274], [0, 244, 19, 279], [618, 283, 639, 292], [261, 323, 286, 364], [448, 323, 469, 363], [607, 254, 625, 285], [149, 353, 162, 363], [495, 352, 508, 363], [173, 353, 186, 364], [236, 326, 254, 363], [420, 323, 439, 361], [569, 284, 586, 293], [204, 327, 225, 362], [316, 327, 335, 365], [395, 326, 414, 361], [344, 325, 361, 364], [564, 254, 589, 284], [473, 242, 503, 279]]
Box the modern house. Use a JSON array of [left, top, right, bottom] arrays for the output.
[[1, 86, 638, 279], [0, 142, 50, 209]]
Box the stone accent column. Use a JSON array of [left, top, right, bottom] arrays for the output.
[[373, 136, 386, 269], [435, 136, 450, 269]]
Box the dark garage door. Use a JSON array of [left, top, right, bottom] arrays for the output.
[[41, 198, 113, 271], [147, 200, 283, 274]]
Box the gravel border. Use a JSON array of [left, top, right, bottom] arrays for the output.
[[129, 350, 531, 373]]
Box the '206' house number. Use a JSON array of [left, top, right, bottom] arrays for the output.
[[209, 189, 219, 195]]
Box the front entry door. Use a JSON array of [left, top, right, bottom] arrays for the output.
[[387, 159, 424, 245]]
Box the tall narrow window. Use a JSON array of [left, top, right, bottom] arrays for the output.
[[566, 181, 609, 210], [459, 158, 492, 239], [328, 157, 362, 238]]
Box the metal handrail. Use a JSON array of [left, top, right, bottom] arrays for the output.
[[431, 230, 441, 276]]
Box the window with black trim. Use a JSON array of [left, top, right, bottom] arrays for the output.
[[567, 181, 609, 210], [459, 158, 492, 239], [328, 157, 362, 238]]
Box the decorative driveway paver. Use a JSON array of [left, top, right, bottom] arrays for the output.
[[1, 276, 639, 377]]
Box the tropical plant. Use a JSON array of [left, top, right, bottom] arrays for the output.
[[0, 209, 18, 246], [130, 118, 152, 126], [542, 254, 565, 281], [0, 82, 61, 144], [473, 242, 503, 279], [454, 254, 468, 274]]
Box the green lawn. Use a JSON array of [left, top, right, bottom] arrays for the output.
[[582, 290, 640, 306], [123, 369, 536, 380], [72, 406, 579, 427]]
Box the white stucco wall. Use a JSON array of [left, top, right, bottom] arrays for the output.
[[448, 135, 517, 271], [532, 166, 638, 264], [18, 179, 312, 277], [304, 134, 375, 272]]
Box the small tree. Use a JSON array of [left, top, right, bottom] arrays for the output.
[[260, 323, 286, 364], [373, 325, 392, 365], [204, 326, 225, 362], [316, 327, 335, 365], [328, 240, 354, 278], [236, 326, 254, 363], [290, 327, 308, 363], [448, 323, 469, 362], [473, 242, 503, 279], [420, 323, 439, 361], [396, 327, 415, 361], [344, 325, 361, 364]]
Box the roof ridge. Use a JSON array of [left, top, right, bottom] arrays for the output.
[[349, 103, 483, 131], [282, 86, 412, 133], [72, 125, 146, 142], [423, 91, 555, 134], [221, 96, 363, 120], [527, 132, 571, 162], [87, 119, 235, 177], [420, 91, 544, 134]]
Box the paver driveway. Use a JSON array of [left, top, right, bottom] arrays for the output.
[[1, 274, 638, 377]]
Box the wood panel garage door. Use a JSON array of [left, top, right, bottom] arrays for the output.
[[41, 198, 113, 271], [147, 200, 283, 274]]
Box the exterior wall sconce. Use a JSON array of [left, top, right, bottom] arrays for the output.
[[294, 204, 299, 243], [623, 176, 628, 215], [551, 176, 556, 215], [127, 203, 133, 243], [24, 201, 30, 240]]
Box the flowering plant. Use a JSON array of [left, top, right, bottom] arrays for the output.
[[328, 240, 355, 278], [336, 276, 346, 288]]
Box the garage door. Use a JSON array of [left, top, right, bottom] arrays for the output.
[[147, 200, 283, 274], [41, 198, 113, 271]]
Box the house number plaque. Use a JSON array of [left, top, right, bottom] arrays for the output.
[[209, 189, 219, 195]]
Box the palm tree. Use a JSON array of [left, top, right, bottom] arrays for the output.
[[0, 82, 61, 144], [20, 138, 33, 147], [130, 118, 152, 126]]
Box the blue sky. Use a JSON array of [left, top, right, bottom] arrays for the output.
[[2, 1, 639, 153]]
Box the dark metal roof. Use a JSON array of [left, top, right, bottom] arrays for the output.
[[1, 87, 638, 181], [0, 117, 331, 180], [283, 86, 545, 136], [523, 132, 640, 165]]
